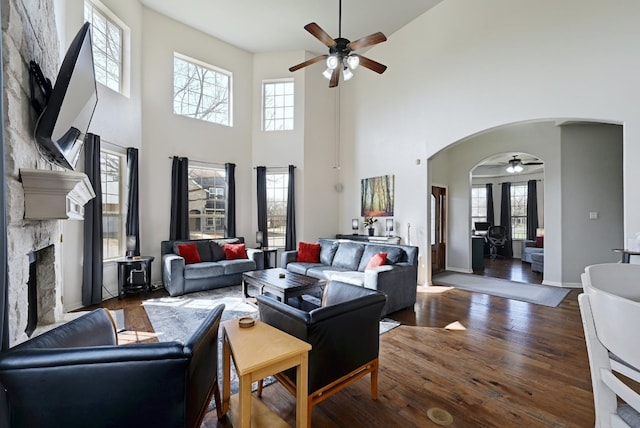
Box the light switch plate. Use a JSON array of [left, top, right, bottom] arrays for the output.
[[589, 211, 599, 220]]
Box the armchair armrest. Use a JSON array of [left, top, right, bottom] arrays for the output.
[[246, 248, 264, 270], [162, 253, 185, 296], [281, 250, 298, 269]]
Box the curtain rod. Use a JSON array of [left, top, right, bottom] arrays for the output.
[[253, 165, 296, 169], [167, 156, 225, 167], [495, 179, 543, 185]]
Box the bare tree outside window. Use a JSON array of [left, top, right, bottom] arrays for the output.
[[85, 1, 122, 93], [188, 166, 226, 239], [471, 186, 487, 226], [511, 184, 528, 239], [263, 80, 294, 131], [100, 150, 124, 259], [174, 54, 232, 126]]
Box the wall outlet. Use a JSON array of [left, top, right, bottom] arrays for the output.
[[589, 211, 599, 220]]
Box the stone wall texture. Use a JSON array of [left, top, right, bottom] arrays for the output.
[[2, 0, 65, 345]]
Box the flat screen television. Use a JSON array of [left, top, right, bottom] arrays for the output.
[[474, 222, 491, 234], [32, 22, 98, 170]]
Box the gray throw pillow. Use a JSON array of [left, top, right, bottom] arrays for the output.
[[209, 241, 225, 261], [331, 242, 365, 271], [196, 241, 213, 262], [319, 240, 339, 265]]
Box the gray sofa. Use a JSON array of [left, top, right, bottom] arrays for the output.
[[521, 240, 544, 263], [281, 238, 419, 316], [161, 237, 263, 296]]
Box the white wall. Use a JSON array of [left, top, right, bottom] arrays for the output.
[[59, 0, 144, 310], [139, 9, 254, 283], [340, 0, 640, 286]]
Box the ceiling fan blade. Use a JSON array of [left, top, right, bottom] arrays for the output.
[[329, 67, 340, 88], [304, 22, 336, 48], [289, 55, 328, 72], [523, 162, 544, 165], [347, 32, 387, 51], [356, 55, 387, 74]]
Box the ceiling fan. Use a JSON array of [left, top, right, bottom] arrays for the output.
[[506, 155, 544, 173], [288, 0, 388, 88]]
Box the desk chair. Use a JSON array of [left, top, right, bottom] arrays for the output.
[[485, 225, 507, 259]]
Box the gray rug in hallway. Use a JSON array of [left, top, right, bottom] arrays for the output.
[[432, 272, 571, 307]]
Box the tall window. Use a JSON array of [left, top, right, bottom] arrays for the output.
[[188, 165, 226, 239], [263, 79, 294, 131], [101, 150, 125, 259], [173, 53, 232, 126], [511, 184, 528, 239], [266, 171, 288, 248], [471, 186, 487, 227], [84, 1, 123, 93]]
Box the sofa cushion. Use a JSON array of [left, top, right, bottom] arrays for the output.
[[376, 245, 404, 264], [298, 242, 321, 263], [535, 236, 544, 248], [218, 259, 256, 275], [209, 241, 225, 262], [286, 262, 319, 276], [366, 252, 388, 269], [184, 262, 225, 279], [319, 240, 339, 265], [329, 271, 365, 287], [332, 242, 365, 271], [306, 265, 351, 280], [176, 243, 201, 265], [196, 241, 214, 262], [223, 243, 247, 260]]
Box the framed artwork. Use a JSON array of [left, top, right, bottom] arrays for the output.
[[361, 175, 394, 216]]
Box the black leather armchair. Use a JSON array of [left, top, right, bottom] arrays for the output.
[[256, 282, 386, 422], [0, 305, 224, 428]]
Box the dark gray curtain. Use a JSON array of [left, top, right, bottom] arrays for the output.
[[526, 180, 539, 241], [170, 156, 189, 240], [82, 133, 103, 306], [285, 165, 297, 251], [256, 166, 268, 246], [225, 163, 236, 237], [486, 183, 494, 226], [126, 148, 140, 256], [0, 17, 8, 350], [499, 182, 513, 258]]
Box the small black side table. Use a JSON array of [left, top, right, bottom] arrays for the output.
[[261, 247, 278, 269], [115, 256, 155, 298]]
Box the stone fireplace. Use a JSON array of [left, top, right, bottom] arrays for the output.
[[2, 0, 75, 346]]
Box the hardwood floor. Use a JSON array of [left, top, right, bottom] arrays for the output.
[[94, 261, 594, 427], [473, 256, 543, 285]]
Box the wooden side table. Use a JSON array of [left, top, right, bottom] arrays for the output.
[[221, 319, 311, 428]]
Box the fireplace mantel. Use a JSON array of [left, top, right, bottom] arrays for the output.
[[20, 169, 96, 220]]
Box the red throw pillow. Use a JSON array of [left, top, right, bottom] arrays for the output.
[[223, 243, 247, 260], [366, 252, 388, 269], [535, 236, 544, 248], [297, 242, 321, 263], [176, 243, 201, 265]]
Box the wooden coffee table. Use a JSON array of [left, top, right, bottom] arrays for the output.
[[242, 268, 325, 304]]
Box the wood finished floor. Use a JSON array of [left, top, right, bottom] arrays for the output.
[[95, 259, 593, 427]]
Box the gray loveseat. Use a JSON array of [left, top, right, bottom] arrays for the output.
[[161, 237, 263, 296], [281, 238, 419, 316]]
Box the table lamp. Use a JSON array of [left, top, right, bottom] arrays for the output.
[[256, 231, 264, 248], [352, 218, 359, 235]]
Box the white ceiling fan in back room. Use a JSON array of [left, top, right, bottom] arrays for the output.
[[505, 155, 544, 173], [288, 0, 388, 88]]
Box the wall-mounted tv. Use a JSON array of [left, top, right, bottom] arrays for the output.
[[31, 22, 98, 170]]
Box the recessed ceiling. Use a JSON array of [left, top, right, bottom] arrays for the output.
[[139, 0, 443, 54]]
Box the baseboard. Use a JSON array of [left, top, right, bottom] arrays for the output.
[[445, 267, 473, 274], [542, 280, 582, 289]]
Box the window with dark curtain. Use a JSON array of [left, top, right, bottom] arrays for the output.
[[126, 148, 140, 256], [526, 180, 539, 241], [256, 166, 268, 246], [500, 182, 513, 258], [170, 156, 189, 240], [285, 165, 297, 251], [83, 133, 104, 306], [225, 163, 236, 237], [486, 183, 494, 226]]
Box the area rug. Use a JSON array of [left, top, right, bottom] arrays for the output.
[[142, 285, 400, 409], [432, 272, 571, 307]]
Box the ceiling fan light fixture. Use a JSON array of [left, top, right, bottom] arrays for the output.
[[506, 166, 515, 174], [347, 55, 360, 70], [326, 55, 339, 70], [322, 68, 333, 80], [343, 66, 354, 81]]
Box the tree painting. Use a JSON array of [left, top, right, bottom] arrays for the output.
[[361, 175, 394, 217]]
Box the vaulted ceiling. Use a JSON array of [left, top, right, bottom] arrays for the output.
[[139, 0, 443, 54]]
